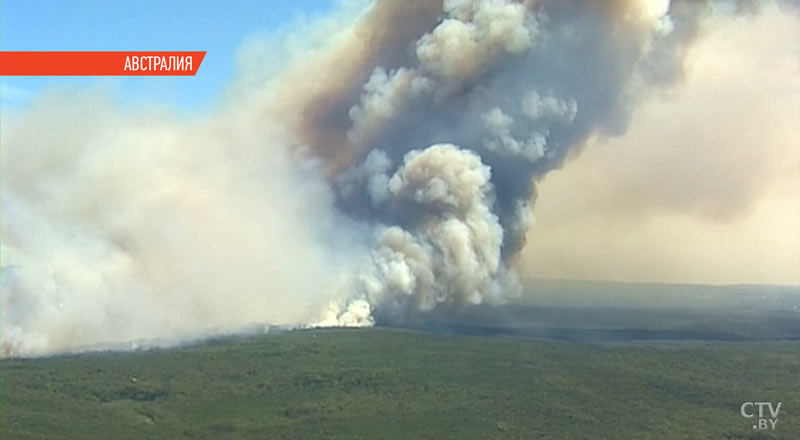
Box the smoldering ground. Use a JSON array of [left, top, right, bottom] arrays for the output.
[[2, 0, 797, 356]]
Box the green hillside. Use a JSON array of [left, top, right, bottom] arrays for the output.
[[2, 328, 798, 439]]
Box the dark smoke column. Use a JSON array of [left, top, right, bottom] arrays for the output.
[[309, 0, 772, 324]]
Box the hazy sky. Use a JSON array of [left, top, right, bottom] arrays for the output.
[[518, 6, 800, 285], [0, 0, 335, 110]]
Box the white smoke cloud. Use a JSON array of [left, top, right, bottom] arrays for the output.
[[327, 144, 514, 324], [482, 107, 547, 161], [416, 0, 538, 87], [480, 90, 578, 161], [0, 91, 361, 356], [347, 67, 433, 147], [520, 90, 578, 124]]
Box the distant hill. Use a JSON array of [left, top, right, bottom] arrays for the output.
[[406, 279, 800, 342], [519, 278, 800, 311]]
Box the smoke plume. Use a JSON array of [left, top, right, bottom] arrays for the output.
[[1, 0, 791, 356]]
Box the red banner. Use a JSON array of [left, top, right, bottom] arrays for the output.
[[0, 51, 206, 76]]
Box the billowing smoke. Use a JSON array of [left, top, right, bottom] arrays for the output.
[[326, 143, 514, 325], [1, 0, 790, 356], [0, 91, 369, 356]]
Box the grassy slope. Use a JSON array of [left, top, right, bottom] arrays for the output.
[[2, 328, 798, 439]]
